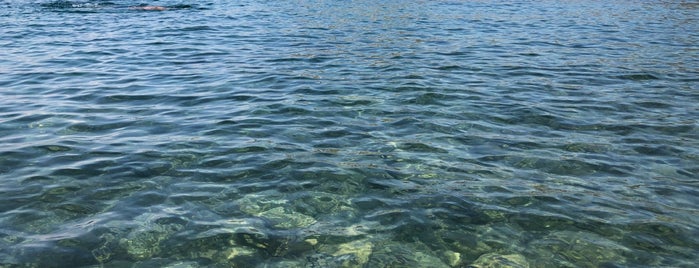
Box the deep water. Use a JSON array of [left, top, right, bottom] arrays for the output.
[[1, 0, 698, 267]]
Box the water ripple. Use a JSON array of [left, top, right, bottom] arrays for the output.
[[1, 0, 698, 267]]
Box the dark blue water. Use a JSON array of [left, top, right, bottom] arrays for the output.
[[1, 0, 698, 267]]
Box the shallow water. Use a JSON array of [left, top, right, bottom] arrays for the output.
[[1, 0, 698, 267]]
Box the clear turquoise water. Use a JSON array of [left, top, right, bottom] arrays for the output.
[[1, 0, 698, 267]]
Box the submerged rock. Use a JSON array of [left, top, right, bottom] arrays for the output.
[[307, 239, 374, 268], [291, 191, 356, 219], [367, 243, 451, 268], [442, 250, 462, 267], [235, 191, 289, 215], [115, 213, 185, 261], [258, 207, 317, 229], [468, 253, 529, 268], [235, 191, 317, 229], [306, 252, 356, 268], [526, 231, 629, 267], [334, 239, 373, 264], [119, 223, 183, 260]]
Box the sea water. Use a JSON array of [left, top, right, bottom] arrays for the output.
[[1, 0, 698, 267]]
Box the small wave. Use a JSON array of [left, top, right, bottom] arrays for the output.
[[40, 1, 115, 9], [613, 73, 660, 81]]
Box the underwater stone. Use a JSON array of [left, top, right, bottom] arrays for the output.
[[119, 223, 183, 260], [468, 253, 529, 268], [162, 261, 201, 268], [333, 239, 373, 267], [306, 252, 354, 268], [292, 191, 355, 218], [223, 246, 256, 261], [302, 220, 377, 240], [120, 232, 162, 260], [235, 191, 288, 215], [442, 250, 462, 267], [527, 231, 629, 267], [414, 251, 453, 268], [309, 238, 374, 268], [258, 207, 317, 229], [367, 243, 451, 268], [260, 259, 307, 268]]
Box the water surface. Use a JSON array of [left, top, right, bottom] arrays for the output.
[[1, 0, 698, 267]]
